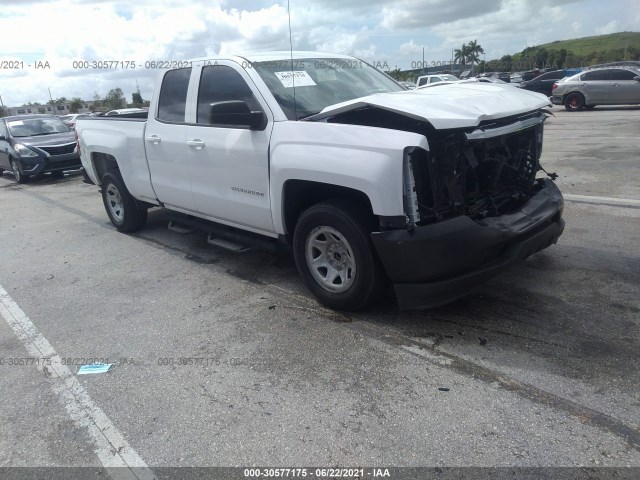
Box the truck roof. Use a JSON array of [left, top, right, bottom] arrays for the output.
[[190, 51, 356, 64]]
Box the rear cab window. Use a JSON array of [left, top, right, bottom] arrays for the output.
[[157, 67, 192, 123]]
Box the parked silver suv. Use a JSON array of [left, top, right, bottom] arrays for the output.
[[551, 67, 640, 111]]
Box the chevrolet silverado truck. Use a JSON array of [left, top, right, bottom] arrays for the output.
[[76, 52, 564, 311]]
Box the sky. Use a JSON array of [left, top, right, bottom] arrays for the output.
[[0, 0, 637, 106]]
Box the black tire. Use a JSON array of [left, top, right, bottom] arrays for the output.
[[101, 171, 147, 232], [50, 170, 64, 179], [10, 159, 29, 184], [564, 92, 585, 111], [81, 168, 94, 184], [293, 199, 385, 311]]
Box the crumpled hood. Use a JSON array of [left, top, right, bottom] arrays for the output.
[[307, 82, 551, 130]]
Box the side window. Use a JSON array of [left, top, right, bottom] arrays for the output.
[[418, 78, 428, 86], [430, 77, 442, 83], [196, 65, 261, 125], [610, 69, 637, 81], [581, 70, 610, 81], [157, 67, 192, 123]]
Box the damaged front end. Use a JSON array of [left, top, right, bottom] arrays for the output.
[[404, 110, 548, 226], [328, 107, 564, 309]]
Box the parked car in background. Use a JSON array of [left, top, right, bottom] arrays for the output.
[[0, 115, 82, 183], [459, 70, 473, 79], [510, 72, 523, 83], [490, 72, 511, 83], [551, 67, 640, 111], [59, 113, 89, 129], [398, 81, 416, 90], [519, 70, 568, 97], [522, 70, 541, 82], [105, 108, 147, 116], [416, 74, 459, 87]]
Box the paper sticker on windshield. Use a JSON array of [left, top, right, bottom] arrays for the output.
[[274, 71, 317, 88], [316, 69, 337, 81], [8, 120, 24, 126]]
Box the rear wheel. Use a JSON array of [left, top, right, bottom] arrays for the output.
[[564, 92, 585, 111], [10, 160, 29, 184], [101, 171, 147, 232], [293, 199, 384, 311]]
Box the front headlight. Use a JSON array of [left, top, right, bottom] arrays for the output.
[[15, 144, 38, 158]]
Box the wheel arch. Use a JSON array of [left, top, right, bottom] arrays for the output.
[[90, 152, 119, 185], [281, 180, 374, 243]]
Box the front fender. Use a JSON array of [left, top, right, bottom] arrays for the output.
[[269, 121, 428, 234]]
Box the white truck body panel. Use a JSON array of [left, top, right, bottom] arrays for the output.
[[269, 122, 428, 234]]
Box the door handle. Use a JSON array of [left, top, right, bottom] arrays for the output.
[[145, 135, 161, 144], [612, 83, 620, 87], [186, 139, 205, 149]]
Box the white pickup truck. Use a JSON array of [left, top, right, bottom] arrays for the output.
[[76, 51, 564, 311]]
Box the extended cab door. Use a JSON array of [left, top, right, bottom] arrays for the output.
[[184, 62, 274, 233], [144, 67, 197, 211]]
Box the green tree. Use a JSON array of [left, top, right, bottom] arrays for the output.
[[70, 97, 84, 113], [132, 90, 144, 107], [103, 88, 126, 110], [388, 68, 403, 80]]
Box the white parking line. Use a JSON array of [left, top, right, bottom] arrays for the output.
[[563, 193, 640, 206], [0, 284, 155, 480]]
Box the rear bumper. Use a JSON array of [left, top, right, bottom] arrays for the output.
[[371, 179, 564, 310]]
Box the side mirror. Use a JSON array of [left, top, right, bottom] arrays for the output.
[[0, 135, 6, 141], [209, 101, 266, 130]]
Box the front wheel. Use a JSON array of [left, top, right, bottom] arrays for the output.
[[10, 160, 29, 184], [293, 200, 384, 311], [101, 171, 147, 232], [564, 92, 585, 111]]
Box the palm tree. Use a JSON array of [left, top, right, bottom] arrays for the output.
[[454, 44, 470, 68], [467, 40, 485, 67]]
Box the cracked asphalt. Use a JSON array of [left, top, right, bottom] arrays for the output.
[[0, 105, 638, 479]]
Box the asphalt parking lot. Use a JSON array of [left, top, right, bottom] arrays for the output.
[[0, 106, 639, 479]]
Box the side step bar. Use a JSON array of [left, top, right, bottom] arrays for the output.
[[167, 220, 197, 235], [164, 212, 279, 253], [207, 234, 251, 253]]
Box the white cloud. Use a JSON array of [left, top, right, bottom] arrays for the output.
[[0, 0, 634, 106], [595, 20, 620, 35], [398, 41, 427, 57]]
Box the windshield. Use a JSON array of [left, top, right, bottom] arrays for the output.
[[7, 117, 70, 137], [253, 58, 404, 120]]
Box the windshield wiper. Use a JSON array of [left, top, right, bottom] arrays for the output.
[[29, 132, 58, 136]]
